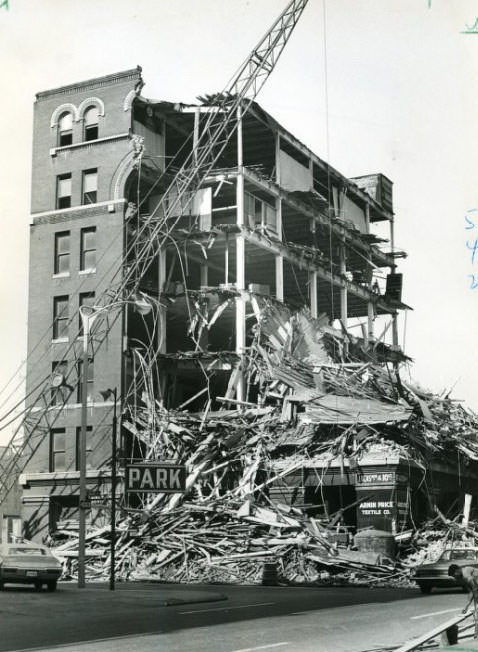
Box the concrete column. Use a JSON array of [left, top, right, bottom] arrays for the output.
[[275, 197, 283, 302], [310, 271, 318, 319], [275, 132, 281, 186], [392, 312, 399, 348], [235, 107, 246, 402], [274, 133, 284, 303], [367, 300, 375, 343], [389, 216, 399, 348], [200, 265, 208, 288], [339, 244, 347, 329]]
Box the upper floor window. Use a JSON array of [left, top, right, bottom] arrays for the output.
[[57, 174, 72, 210], [58, 112, 73, 147], [245, 193, 277, 232], [75, 426, 93, 471], [54, 231, 70, 275], [77, 358, 94, 404], [53, 295, 69, 340], [50, 428, 66, 472], [82, 169, 97, 205], [84, 106, 99, 142], [80, 227, 96, 271]]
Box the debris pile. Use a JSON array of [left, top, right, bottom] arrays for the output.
[[49, 293, 478, 586], [400, 510, 478, 568]]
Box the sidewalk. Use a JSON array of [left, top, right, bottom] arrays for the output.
[[443, 641, 478, 650]]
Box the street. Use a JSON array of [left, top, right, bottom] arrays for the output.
[[0, 581, 472, 652]]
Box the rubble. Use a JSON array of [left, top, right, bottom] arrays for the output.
[[47, 293, 478, 586]]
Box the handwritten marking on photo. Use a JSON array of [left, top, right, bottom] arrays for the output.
[[465, 210, 478, 288], [461, 18, 478, 34]]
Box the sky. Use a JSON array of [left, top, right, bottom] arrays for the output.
[[0, 0, 477, 446]]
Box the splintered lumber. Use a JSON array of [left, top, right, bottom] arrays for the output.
[[394, 609, 474, 652], [47, 298, 478, 587]]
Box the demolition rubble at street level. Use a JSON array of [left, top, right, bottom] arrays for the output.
[[45, 296, 478, 586]]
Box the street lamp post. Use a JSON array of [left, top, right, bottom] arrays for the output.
[[100, 387, 118, 591], [77, 295, 152, 589], [78, 307, 93, 590]]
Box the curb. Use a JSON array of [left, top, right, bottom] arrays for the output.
[[159, 593, 228, 606], [136, 578, 228, 605]]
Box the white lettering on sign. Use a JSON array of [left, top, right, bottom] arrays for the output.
[[129, 468, 141, 485], [169, 468, 181, 488], [126, 464, 186, 493], [359, 500, 395, 518], [358, 472, 394, 484], [156, 468, 167, 488], [140, 468, 154, 489]]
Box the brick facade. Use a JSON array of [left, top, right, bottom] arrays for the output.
[[24, 68, 145, 541]]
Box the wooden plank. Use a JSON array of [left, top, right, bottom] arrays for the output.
[[394, 609, 473, 652]]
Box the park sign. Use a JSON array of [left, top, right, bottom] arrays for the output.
[[125, 463, 186, 493]]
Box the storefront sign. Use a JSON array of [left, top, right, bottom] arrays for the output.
[[358, 500, 394, 516], [356, 472, 395, 485], [356, 487, 397, 532], [125, 463, 186, 493]]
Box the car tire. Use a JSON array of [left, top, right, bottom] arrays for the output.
[[0, 580, 3, 591], [47, 581, 57, 592], [419, 583, 432, 594], [34, 581, 42, 592]]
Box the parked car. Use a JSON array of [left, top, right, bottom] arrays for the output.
[[414, 547, 478, 594], [0, 542, 62, 591]]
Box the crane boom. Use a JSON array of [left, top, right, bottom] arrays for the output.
[[0, 0, 309, 505]]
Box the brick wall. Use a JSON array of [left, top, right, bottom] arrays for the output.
[[23, 69, 149, 539], [31, 68, 142, 213]]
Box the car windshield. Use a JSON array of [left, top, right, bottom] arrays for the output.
[[441, 549, 477, 561], [7, 547, 46, 556]]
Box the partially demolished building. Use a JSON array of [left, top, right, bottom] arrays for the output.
[[21, 66, 478, 572]]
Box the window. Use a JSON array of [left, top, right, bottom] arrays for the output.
[[57, 174, 72, 209], [82, 169, 97, 205], [80, 227, 96, 271], [53, 296, 69, 340], [83, 106, 99, 141], [246, 194, 262, 229], [51, 360, 68, 406], [75, 426, 93, 471], [245, 193, 277, 232], [264, 203, 277, 231], [77, 358, 94, 403], [54, 231, 70, 275], [50, 428, 66, 472], [58, 112, 73, 147], [78, 292, 95, 336]]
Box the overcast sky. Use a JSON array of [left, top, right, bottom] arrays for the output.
[[0, 0, 477, 445]]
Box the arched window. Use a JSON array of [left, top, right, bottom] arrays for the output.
[[83, 106, 99, 141], [58, 112, 73, 146]]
